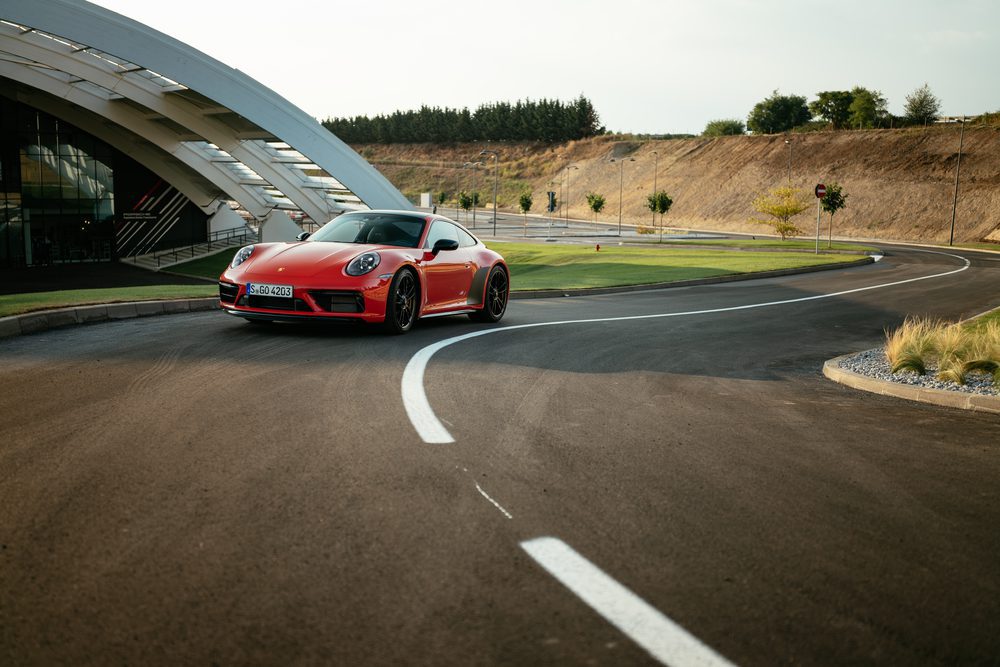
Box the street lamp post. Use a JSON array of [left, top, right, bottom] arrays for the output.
[[610, 157, 635, 236], [479, 149, 499, 236], [784, 138, 792, 182], [563, 164, 578, 225], [650, 151, 659, 226], [949, 116, 966, 246]]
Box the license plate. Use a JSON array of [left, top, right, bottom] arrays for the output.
[[246, 282, 293, 298]]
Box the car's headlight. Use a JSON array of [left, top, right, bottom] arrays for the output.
[[346, 251, 381, 276], [230, 245, 254, 268]]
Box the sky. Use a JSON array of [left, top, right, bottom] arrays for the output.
[[88, 0, 999, 135]]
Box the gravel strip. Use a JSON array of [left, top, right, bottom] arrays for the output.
[[838, 348, 999, 396]]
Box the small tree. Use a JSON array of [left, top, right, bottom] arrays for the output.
[[751, 186, 809, 240], [471, 192, 481, 207], [645, 190, 673, 241], [519, 191, 533, 231], [905, 84, 941, 125], [703, 119, 746, 137], [437, 191, 448, 206], [809, 91, 854, 129], [747, 90, 811, 134], [519, 192, 533, 215], [849, 87, 889, 128], [586, 192, 606, 220], [821, 183, 848, 248], [458, 191, 473, 213]]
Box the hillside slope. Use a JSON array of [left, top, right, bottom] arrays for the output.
[[356, 125, 1000, 244]]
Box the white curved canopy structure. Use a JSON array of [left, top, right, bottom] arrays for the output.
[[0, 0, 412, 225]]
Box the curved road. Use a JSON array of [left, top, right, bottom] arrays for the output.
[[2, 246, 998, 666]]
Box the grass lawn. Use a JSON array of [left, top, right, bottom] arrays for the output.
[[490, 242, 865, 290], [0, 285, 217, 318], [167, 249, 234, 280], [652, 238, 881, 253], [3, 242, 864, 317], [969, 307, 1000, 330], [174, 242, 865, 291]]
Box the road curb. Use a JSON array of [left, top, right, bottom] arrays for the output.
[[823, 353, 1000, 415], [510, 256, 874, 300], [0, 298, 219, 340]]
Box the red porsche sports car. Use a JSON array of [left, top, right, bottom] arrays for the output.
[[218, 210, 509, 333]]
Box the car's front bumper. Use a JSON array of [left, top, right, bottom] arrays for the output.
[[217, 273, 392, 323]]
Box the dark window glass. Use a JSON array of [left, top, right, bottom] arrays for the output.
[[309, 212, 425, 248], [424, 220, 460, 249], [456, 226, 477, 247]]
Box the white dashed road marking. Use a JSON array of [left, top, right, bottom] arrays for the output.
[[521, 537, 737, 667]]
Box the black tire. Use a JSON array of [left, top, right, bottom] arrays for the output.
[[382, 268, 419, 334], [470, 265, 508, 323]]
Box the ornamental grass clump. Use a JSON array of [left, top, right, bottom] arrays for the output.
[[934, 323, 972, 384], [960, 319, 1000, 385], [884, 317, 938, 375], [884, 315, 1000, 386]]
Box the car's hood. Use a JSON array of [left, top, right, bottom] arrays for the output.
[[239, 241, 388, 279]]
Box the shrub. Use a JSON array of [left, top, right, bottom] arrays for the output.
[[883, 316, 1000, 385], [884, 317, 937, 375], [750, 186, 808, 240], [934, 324, 971, 384]]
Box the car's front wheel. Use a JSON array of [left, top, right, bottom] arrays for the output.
[[470, 265, 508, 323], [383, 268, 419, 334]]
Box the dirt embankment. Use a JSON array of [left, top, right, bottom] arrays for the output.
[[356, 125, 1000, 244]]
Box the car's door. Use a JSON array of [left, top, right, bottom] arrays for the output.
[[422, 220, 477, 309]]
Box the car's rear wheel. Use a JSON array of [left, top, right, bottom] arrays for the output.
[[470, 265, 508, 323], [383, 268, 419, 334]]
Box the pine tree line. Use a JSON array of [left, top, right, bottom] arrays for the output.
[[321, 95, 604, 144]]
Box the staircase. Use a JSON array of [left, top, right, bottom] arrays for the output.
[[123, 227, 256, 272]]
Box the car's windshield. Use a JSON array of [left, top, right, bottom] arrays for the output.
[[308, 213, 425, 248]]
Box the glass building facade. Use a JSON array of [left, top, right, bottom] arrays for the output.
[[0, 96, 206, 267]]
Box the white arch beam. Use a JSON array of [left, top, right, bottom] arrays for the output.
[[0, 62, 274, 218], [0, 1, 414, 217], [6, 86, 221, 213], [0, 31, 332, 222]]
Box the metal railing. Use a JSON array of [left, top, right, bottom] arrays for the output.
[[125, 226, 256, 268]]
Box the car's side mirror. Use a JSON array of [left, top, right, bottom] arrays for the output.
[[296, 231, 311, 241], [431, 238, 459, 256]]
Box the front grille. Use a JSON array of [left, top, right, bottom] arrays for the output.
[[247, 295, 312, 312], [309, 290, 364, 313], [218, 281, 239, 303]]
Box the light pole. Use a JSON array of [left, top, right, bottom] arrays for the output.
[[479, 149, 499, 236], [650, 150, 659, 226], [949, 116, 966, 246], [563, 164, 578, 225], [784, 138, 792, 182], [610, 157, 635, 236]]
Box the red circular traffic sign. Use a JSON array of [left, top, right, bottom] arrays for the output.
[[815, 183, 827, 198]]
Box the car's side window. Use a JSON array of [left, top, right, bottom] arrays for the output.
[[424, 220, 459, 249], [456, 227, 477, 247]]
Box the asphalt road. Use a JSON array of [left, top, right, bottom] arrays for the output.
[[2, 246, 999, 666]]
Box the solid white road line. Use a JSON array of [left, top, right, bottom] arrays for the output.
[[521, 537, 737, 667], [402, 250, 970, 444], [474, 482, 513, 519]]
